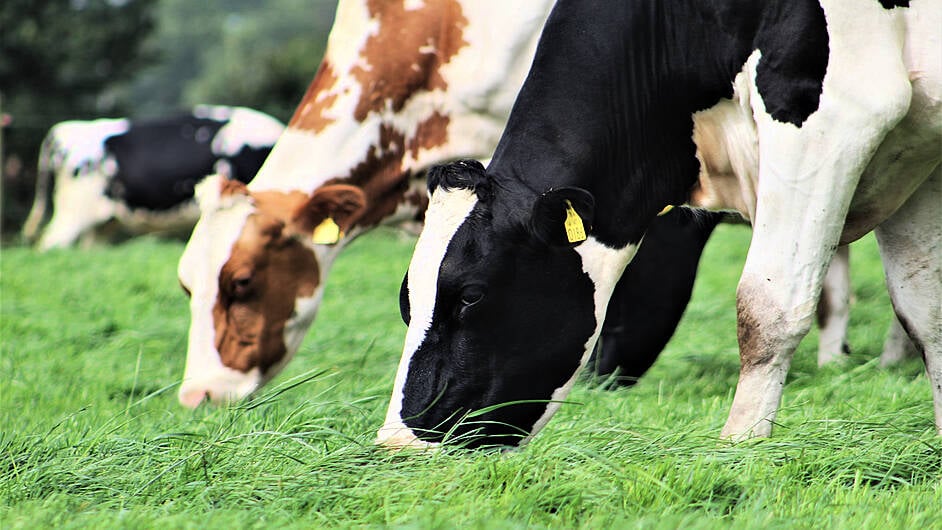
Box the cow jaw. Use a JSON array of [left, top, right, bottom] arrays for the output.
[[520, 238, 637, 445]]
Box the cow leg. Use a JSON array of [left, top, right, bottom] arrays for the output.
[[591, 209, 721, 385], [38, 172, 116, 250], [817, 245, 851, 366], [880, 316, 920, 367], [721, 12, 913, 438], [873, 165, 942, 434]]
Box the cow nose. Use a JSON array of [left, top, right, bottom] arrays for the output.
[[375, 425, 437, 451], [178, 388, 209, 409]]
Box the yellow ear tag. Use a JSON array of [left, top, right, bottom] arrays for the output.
[[658, 204, 675, 216], [312, 217, 342, 245], [563, 200, 587, 243]]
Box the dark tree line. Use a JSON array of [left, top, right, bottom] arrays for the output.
[[1, 0, 335, 236]]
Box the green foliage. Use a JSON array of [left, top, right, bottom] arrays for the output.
[[1, 227, 939, 528], [1, 0, 336, 235], [0, 0, 158, 121], [0, 0, 158, 231], [131, 0, 335, 121]]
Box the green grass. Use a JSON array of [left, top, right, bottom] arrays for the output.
[[1, 226, 939, 529]]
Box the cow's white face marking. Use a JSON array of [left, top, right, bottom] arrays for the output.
[[376, 187, 478, 448], [177, 176, 257, 407]]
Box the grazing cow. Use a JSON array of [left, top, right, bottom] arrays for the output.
[[22, 106, 284, 249], [380, 0, 941, 448], [175, 0, 558, 407]]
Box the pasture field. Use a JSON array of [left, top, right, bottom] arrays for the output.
[[1, 225, 939, 529]]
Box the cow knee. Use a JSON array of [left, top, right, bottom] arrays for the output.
[[736, 278, 813, 370]]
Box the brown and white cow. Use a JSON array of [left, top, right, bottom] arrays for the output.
[[175, 0, 557, 407]]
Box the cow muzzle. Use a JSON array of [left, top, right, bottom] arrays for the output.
[[178, 368, 262, 409]]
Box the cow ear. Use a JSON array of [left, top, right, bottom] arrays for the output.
[[291, 184, 367, 245], [529, 187, 595, 247]]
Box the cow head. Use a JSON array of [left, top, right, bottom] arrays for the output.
[[177, 175, 366, 407], [378, 160, 635, 448]]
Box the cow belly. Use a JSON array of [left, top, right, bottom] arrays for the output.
[[114, 199, 202, 238], [842, 96, 942, 244]]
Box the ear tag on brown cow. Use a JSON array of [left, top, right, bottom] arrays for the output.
[[312, 217, 342, 245], [563, 200, 587, 243]]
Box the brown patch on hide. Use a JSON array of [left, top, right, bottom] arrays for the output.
[[219, 178, 249, 198], [332, 124, 410, 226], [352, 0, 468, 121], [334, 111, 447, 227], [407, 111, 450, 158], [289, 61, 341, 133]]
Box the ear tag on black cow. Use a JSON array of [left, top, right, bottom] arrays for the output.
[[658, 204, 675, 216], [312, 217, 342, 245], [563, 200, 587, 243]]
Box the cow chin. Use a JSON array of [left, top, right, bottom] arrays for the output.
[[178, 366, 263, 409]]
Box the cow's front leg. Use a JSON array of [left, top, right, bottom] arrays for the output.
[[722, 268, 821, 439]]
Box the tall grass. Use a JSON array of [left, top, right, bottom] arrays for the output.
[[1, 226, 938, 529]]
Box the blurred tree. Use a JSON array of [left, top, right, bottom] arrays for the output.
[[0, 0, 336, 236], [131, 0, 336, 122], [0, 0, 158, 234]]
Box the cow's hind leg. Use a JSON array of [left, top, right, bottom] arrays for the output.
[[38, 172, 116, 250], [880, 316, 920, 367], [873, 165, 941, 434], [817, 245, 851, 366]]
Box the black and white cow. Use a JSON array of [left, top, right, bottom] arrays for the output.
[[22, 105, 284, 250], [380, 0, 941, 448]]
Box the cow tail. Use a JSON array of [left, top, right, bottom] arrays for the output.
[[21, 132, 56, 242]]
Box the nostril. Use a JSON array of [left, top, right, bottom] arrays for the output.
[[179, 389, 209, 409]]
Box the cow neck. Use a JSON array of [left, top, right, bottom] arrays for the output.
[[488, 0, 767, 248]]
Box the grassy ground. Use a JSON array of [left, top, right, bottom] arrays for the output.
[[1, 226, 939, 529]]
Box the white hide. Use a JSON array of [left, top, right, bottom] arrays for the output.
[[24, 119, 130, 247], [203, 106, 285, 158], [249, 0, 554, 193]]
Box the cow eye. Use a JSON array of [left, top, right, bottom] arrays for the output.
[[231, 274, 254, 299], [459, 285, 485, 307]]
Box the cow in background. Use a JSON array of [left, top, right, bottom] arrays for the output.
[[22, 105, 284, 249]]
